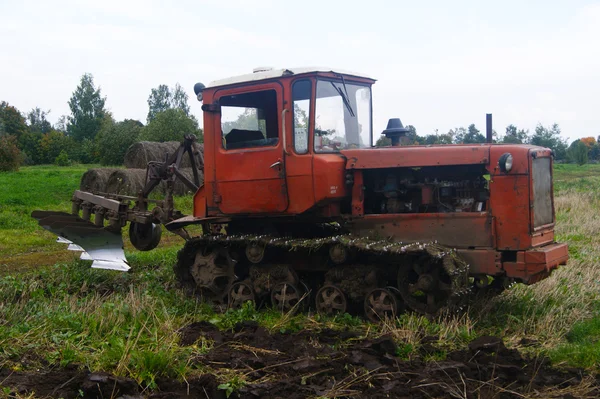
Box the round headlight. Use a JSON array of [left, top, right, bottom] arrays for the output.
[[499, 153, 513, 173]]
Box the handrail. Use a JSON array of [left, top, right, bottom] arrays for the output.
[[281, 108, 290, 155]]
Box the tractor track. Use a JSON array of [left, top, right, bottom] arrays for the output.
[[174, 233, 474, 318]]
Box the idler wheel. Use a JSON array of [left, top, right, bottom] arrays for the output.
[[190, 246, 236, 302], [271, 282, 304, 313], [364, 288, 399, 322], [228, 281, 255, 309], [245, 243, 265, 264], [316, 285, 347, 315], [129, 221, 162, 251]]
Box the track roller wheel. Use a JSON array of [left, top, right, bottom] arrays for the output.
[[316, 285, 347, 315], [473, 275, 490, 289], [228, 281, 255, 309], [329, 244, 349, 265], [397, 260, 454, 315], [364, 288, 399, 322], [129, 221, 162, 251], [245, 243, 265, 264], [189, 246, 236, 302], [271, 282, 304, 313]]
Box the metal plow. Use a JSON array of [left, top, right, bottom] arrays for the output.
[[31, 211, 129, 272]]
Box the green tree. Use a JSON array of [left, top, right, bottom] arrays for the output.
[[530, 123, 568, 161], [39, 131, 77, 164], [18, 131, 43, 164], [403, 125, 417, 144], [375, 135, 391, 147], [55, 115, 67, 133], [463, 124, 486, 143], [147, 83, 190, 123], [589, 143, 600, 161], [501, 124, 529, 144], [26, 108, 52, 134], [96, 117, 144, 165], [0, 101, 27, 138], [139, 108, 201, 142], [67, 73, 107, 142], [171, 83, 190, 115], [567, 139, 588, 165], [0, 135, 22, 171]]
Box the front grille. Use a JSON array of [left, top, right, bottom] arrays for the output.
[[532, 157, 553, 228]]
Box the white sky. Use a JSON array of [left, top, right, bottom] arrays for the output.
[[1, 0, 599, 142]]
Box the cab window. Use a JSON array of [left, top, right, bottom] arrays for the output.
[[292, 79, 311, 154], [220, 90, 279, 150]]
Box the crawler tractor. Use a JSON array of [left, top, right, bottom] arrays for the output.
[[34, 67, 568, 319]]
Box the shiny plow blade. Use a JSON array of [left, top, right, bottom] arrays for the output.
[[32, 211, 130, 272]]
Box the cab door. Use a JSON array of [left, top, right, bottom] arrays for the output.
[[214, 83, 288, 214]]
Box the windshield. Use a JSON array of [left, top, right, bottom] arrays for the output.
[[314, 79, 372, 152]]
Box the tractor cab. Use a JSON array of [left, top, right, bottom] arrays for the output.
[[194, 68, 376, 218]]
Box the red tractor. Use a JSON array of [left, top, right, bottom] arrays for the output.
[[34, 67, 568, 319]]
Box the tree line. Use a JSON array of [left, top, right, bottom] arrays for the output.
[[1, 73, 596, 171], [0, 73, 201, 171], [375, 123, 598, 165]]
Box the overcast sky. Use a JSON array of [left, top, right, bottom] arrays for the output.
[[1, 0, 598, 142]]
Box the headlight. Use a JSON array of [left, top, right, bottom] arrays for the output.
[[498, 153, 513, 173]]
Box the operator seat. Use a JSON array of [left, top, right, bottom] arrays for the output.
[[225, 129, 266, 149]]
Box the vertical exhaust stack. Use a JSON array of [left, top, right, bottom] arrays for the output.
[[486, 113, 493, 143]]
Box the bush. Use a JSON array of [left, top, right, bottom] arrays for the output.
[[75, 138, 99, 164], [39, 130, 77, 164], [54, 150, 71, 166], [567, 140, 589, 166], [0, 135, 22, 171]]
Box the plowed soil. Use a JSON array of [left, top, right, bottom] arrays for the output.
[[2, 321, 598, 399]]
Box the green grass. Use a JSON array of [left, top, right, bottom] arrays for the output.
[[2, 162, 600, 389], [0, 165, 194, 272], [0, 165, 90, 260]]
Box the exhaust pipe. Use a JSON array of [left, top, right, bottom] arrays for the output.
[[486, 113, 493, 143]]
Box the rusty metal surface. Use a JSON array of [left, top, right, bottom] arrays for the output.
[[342, 145, 491, 169], [346, 213, 494, 249], [73, 191, 125, 212]]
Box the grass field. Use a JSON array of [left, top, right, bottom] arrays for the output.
[[1, 164, 600, 397]]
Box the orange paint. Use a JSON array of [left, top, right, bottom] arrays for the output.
[[189, 69, 567, 284]]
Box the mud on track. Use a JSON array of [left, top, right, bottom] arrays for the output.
[[2, 321, 599, 398]]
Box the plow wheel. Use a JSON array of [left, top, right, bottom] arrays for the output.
[[189, 246, 236, 303], [271, 282, 304, 313], [316, 285, 347, 315], [364, 288, 399, 322], [129, 221, 162, 251], [397, 259, 454, 315], [228, 281, 255, 309]]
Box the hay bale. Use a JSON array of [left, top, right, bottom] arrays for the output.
[[105, 169, 149, 196], [80, 168, 120, 193], [105, 168, 201, 197], [124, 141, 204, 169]]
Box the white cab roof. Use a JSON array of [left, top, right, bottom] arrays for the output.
[[207, 67, 376, 88]]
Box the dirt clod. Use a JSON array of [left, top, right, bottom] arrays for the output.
[[2, 329, 598, 399]]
